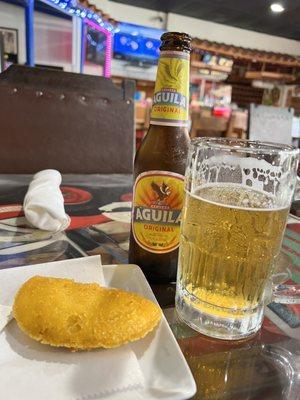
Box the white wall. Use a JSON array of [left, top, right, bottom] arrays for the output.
[[0, 1, 26, 64], [91, 0, 110, 14], [168, 13, 300, 56], [98, 1, 300, 56], [95, 0, 166, 29]]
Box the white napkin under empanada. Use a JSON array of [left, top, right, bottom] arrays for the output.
[[0, 256, 145, 399]]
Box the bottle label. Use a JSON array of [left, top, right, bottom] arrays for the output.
[[150, 51, 190, 127], [132, 170, 185, 254]]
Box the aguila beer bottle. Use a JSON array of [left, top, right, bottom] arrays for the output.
[[129, 32, 192, 282]]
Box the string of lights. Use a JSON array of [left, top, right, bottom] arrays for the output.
[[42, 0, 119, 33]]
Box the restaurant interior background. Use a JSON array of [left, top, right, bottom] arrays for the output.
[[0, 4, 300, 399], [0, 0, 300, 147]]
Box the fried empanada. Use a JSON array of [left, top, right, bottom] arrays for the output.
[[13, 276, 162, 350]]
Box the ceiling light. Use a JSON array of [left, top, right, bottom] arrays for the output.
[[270, 3, 285, 13]]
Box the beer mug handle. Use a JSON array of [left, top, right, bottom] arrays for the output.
[[272, 284, 300, 304]]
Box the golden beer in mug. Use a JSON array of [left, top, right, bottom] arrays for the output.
[[176, 138, 299, 340]]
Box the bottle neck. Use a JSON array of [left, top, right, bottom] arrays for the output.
[[150, 50, 190, 128]]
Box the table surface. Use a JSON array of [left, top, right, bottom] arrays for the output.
[[0, 174, 299, 400]]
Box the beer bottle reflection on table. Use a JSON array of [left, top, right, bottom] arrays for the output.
[[129, 32, 192, 283]]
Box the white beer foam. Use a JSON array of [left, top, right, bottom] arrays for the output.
[[187, 183, 288, 212], [187, 153, 296, 208]]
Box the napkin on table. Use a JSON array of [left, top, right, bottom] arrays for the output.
[[23, 169, 70, 232], [0, 256, 145, 400]]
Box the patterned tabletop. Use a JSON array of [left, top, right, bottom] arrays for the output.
[[0, 174, 299, 400]]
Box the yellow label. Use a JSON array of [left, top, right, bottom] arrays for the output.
[[132, 171, 185, 254], [150, 51, 190, 127]]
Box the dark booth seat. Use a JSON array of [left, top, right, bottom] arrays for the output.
[[0, 65, 135, 174]]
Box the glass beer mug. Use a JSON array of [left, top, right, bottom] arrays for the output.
[[176, 138, 300, 340]]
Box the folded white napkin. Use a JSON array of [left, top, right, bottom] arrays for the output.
[[23, 169, 70, 232], [0, 256, 145, 399]]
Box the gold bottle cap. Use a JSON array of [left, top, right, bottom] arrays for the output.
[[160, 32, 192, 52]]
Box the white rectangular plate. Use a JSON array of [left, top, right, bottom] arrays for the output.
[[102, 264, 196, 400], [0, 262, 196, 400]]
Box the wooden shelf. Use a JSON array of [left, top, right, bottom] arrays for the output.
[[191, 61, 232, 73], [245, 71, 296, 82], [192, 39, 300, 68]]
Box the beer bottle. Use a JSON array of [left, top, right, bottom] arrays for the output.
[[129, 32, 192, 282]]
